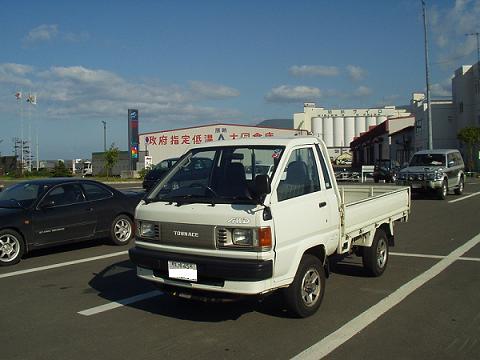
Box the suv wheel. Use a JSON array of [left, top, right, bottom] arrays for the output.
[[454, 177, 464, 195], [437, 179, 448, 200]]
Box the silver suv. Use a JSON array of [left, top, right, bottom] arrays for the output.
[[396, 149, 465, 200]]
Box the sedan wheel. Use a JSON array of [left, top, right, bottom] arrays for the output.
[[0, 230, 25, 266], [110, 215, 133, 245]]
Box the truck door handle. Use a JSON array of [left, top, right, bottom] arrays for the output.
[[319, 202, 327, 208]]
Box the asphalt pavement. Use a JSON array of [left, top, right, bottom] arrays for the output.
[[1, 180, 479, 360]]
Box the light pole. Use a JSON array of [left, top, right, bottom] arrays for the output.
[[422, 0, 433, 150], [101, 121, 107, 152]]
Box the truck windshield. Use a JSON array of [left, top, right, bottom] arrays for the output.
[[146, 146, 284, 205], [409, 154, 445, 166]]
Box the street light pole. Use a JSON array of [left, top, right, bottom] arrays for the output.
[[101, 121, 107, 152], [422, 0, 433, 150]]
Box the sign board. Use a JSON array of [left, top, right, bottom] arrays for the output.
[[144, 155, 153, 169], [128, 109, 139, 170]]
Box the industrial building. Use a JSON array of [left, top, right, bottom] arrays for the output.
[[293, 103, 411, 160], [139, 123, 306, 166]]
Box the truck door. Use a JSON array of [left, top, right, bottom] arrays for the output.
[[270, 145, 335, 283]]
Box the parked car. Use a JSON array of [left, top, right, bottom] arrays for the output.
[[373, 159, 400, 183], [0, 178, 142, 266], [142, 158, 179, 191], [396, 149, 465, 199]]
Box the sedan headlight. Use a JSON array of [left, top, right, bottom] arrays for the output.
[[139, 222, 156, 238]]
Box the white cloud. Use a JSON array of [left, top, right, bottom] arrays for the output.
[[24, 24, 58, 43], [431, 77, 452, 97], [0, 63, 242, 124], [430, 1, 480, 66], [265, 85, 322, 103], [189, 81, 240, 99], [289, 65, 339, 77], [346, 65, 366, 81], [23, 24, 89, 45], [353, 86, 372, 97]]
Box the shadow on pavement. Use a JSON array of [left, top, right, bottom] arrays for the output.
[[87, 259, 296, 322]]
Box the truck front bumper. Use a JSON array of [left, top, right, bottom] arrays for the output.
[[129, 246, 274, 295]]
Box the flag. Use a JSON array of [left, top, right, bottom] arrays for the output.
[[15, 91, 22, 100], [26, 94, 37, 105]]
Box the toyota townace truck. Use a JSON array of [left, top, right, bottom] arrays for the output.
[[129, 136, 411, 317]]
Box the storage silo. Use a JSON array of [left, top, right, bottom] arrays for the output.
[[344, 116, 355, 148], [312, 117, 323, 138], [366, 116, 376, 129], [333, 117, 344, 147], [355, 116, 366, 136], [376, 115, 387, 125], [323, 117, 334, 147]]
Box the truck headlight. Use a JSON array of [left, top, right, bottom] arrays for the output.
[[218, 227, 272, 251], [434, 171, 444, 180], [140, 222, 156, 238], [232, 229, 254, 246]]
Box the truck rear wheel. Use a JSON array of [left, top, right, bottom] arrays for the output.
[[284, 254, 325, 318], [362, 228, 388, 277]]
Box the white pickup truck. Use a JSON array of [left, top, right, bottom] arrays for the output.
[[129, 136, 411, 317]]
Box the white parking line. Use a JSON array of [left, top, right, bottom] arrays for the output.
[[78, 290, 162, 316], [0, 251, 128, 279], [293, 232, 480, 360], [391, 252, 480, 262], [448, 191, 480, 203]]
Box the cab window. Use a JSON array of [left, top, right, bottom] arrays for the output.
[[277, 147, 320, 201]]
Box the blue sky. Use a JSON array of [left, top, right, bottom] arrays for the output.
[[1, 0, 479, 159]]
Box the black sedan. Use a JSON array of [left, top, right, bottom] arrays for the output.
[[0, 178, 142, 266]]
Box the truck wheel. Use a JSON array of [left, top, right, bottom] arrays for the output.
[[454, 177, 464, 195], [437, 180, 448, 200], [0, 229, 25, 266], [110, 215, 134, 245], [362, 229, 388, 277], [284, 254, 325, 318]]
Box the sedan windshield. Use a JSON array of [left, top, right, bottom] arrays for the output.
[[147, 146, 284, 205], [409, 154, 445, 166], [0, 183, 47, 208]]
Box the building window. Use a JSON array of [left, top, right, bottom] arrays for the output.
[[459, 102, 464, 113]]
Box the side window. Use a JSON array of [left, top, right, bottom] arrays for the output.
[[82, 183, 113, 201], [42, 184, 85, 207], [315, 144, 332, 189], [447, 153, 455, 167], [277, 147, 320, 201]]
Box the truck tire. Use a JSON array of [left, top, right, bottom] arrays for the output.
[[437, 180, 448, 200], [284, 254, 325, 318], [0, 229, 25, 266], [362, 228, 388, 277], [454, 177, 464, 195]]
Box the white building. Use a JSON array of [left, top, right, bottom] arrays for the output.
[[411, 93, 456, 151], [139, 123, 306, 165], [452, 63, 480, 129], [293, 103, 411, 159]]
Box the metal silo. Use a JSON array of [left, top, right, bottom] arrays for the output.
[[333, 117, 344, 147], [312, 117, 323, 139], [366, 116, 376, 129], [355, 116, 366, 136], [323, 117, 334, 147], [376, 115, 387, 125], [344, 116, 355, 148]]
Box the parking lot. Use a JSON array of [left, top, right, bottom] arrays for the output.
[[1, 180, 480, 360]]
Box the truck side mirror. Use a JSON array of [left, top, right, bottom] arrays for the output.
[[255, 175, 271, 198]]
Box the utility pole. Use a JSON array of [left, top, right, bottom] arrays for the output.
[[422, 0, 433, 150], [101, 121, 107, 152]]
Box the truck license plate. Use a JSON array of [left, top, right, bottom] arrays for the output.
[[168, 261, 197, 282]]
